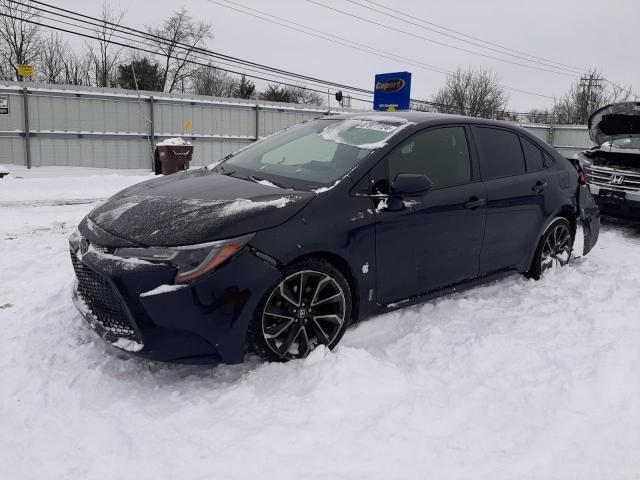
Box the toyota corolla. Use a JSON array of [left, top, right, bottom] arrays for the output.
[[70, 113, 600, 364]]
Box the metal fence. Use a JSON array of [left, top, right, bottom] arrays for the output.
[[520, 123, 594, 158], [0, 81, 594, 170]]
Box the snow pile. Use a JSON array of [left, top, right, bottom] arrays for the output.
[[156, 137, 192, 147], [140, 284, 188, 297], [313, 178, 342, 194], [222, 196, 292, 215], [253, 178, 281, 188], [1, 168, 640, 479], [0, 165, 151, 206]]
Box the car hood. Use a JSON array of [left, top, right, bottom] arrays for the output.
[[588, 102, 640, 146], [80, 168, 314, 247]]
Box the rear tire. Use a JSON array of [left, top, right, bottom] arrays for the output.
[[248, 259, 352, 361], [527, 217, 574, 280]]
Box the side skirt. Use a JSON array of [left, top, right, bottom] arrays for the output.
[[377, 269, 516, 314]]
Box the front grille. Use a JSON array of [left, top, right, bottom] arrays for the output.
[[70, 248, 139, 341], [585, 165, 640, 192]]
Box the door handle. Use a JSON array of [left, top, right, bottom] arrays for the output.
[[464, 196, 486, 209], [532, 181, 548, 193]]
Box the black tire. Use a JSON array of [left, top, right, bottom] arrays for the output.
[[248, 259, 352, 361], [527, 217, 574, 280]]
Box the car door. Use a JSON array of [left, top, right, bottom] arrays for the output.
[[372, 125, 487, 305], [471, 126, 553, 274]]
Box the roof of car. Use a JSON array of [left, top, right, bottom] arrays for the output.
[[325, 111, 521, 129]]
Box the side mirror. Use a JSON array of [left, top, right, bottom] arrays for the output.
[[391, 173, 433, 197]]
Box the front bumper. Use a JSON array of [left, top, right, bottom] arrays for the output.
[[69, 233, 281, 364], [589, 184, 640, 218]]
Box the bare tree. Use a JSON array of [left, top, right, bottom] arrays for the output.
[[259, 84, 325, 105], [192, 64, 238, 97], [87, 2, 126, 87], [0, 0, 41, 81], [146, 8, 213, 93], [526, 108, 554, 124], [431, 66, 509, 119], [62, 49, 92, 86], [38, 32, 66, 84], [287, 85, 325, 106]]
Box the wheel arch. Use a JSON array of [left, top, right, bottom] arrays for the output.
[[523, 205, 577, 272], [286, 251, 361, 323], [555, 207, 577, 235]]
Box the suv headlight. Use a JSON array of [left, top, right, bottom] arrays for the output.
[[115, 233, 254, 283]]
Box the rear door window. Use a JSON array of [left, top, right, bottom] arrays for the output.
[[520, 136, 545, 172], [473, 127, 526, 179], [387, 126, 471, 188]]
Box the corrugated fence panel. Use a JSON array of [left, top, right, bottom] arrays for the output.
[[189, 139, 252, 167], [29, 137, 151, 168], [553, 127, 594, 149], [0, 91, 25, 132], [0, 82, 599, 169], [259, 109, 321, 137], [0, 136, 25, 165], [522, 125, 549, 143]]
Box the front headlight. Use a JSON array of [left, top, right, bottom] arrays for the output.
[[115, 233, 254, 283]]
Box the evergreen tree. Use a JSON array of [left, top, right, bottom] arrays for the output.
[[117, 58, 164, 91], [234, 74, 255, 99], [259, 84, 294, 103]]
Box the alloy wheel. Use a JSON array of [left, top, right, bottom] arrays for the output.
[[540, 222, 572, 273], [261, 270, 346, 359]]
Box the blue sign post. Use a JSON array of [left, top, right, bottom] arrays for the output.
[[374, 71, 412, 111]]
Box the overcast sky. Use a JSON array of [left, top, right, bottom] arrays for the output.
[[51, 0, 639, 111]]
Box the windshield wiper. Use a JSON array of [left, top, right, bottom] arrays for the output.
[[249, 175, 289, 189], [215, 165, 237, 176]]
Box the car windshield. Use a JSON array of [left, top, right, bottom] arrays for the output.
[[213, 117, 410, 189], [609, 136, 640, 150]]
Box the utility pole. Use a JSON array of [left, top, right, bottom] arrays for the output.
[[578, 72, 603, 123]]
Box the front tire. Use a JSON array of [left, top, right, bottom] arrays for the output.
[[248, 259, 352, 361], [527, 217, 574, 280]]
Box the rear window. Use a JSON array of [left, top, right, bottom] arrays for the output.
[[474, 127, 526, 179], [520, 136, 545, 171]]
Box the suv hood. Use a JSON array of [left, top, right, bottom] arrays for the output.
[[588, 102, 640, 146], [81, 168, 314, 247]]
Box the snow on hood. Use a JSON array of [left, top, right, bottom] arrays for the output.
[[588, 102, 640, 146], [81, 169, 313, 247], [319, 116, 414, 150]]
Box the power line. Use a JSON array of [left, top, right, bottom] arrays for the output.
[[1, 11, 376, 105], [336, 0, 629, 93], [15, 2, 380, 100], [17, 3, 367, 100], [359, 0, 586, 73], [206, 0, 555, 100], [4, 6, 559, 118], [343, 0, 584, 75], [208, 0, 451, 75], [304, 0, 578, 78], [23, 0, 557, 100]]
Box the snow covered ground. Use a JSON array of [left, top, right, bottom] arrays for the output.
[[1, 166, 640, 479]]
